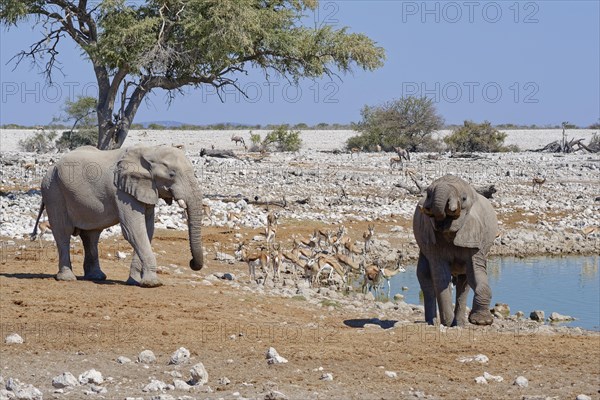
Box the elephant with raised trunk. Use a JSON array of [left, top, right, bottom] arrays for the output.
[[412, 175, 498, 326], [35, 145, 204, 287]]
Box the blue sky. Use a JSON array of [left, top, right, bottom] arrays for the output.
[[0, 1, 598, 127]]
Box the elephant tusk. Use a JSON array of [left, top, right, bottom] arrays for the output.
[[177, 199, 187, 209]]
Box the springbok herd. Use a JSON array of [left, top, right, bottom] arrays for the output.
[[235, 211, 405, 297]]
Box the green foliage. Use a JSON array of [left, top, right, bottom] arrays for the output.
[[18, 130, 57, 153], [147, 123, 166, 130], [55, 129, 98, 151], [348, 97, 444, 152], [444, 121, 514, 153], [2, 0, 385, 150], [52, 96, 98, 150], [260, 125, 302, 152]]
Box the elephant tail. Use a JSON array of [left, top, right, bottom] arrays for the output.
[[30, 202, 45, 241]]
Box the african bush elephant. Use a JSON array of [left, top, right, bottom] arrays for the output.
[[412, 175, 498, 326], [36, 145, 204, 287]]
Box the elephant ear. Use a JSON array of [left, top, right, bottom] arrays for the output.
[[413, 202, 436, 246], [453, 211, 482, 248], [114, 147, 159, 205]]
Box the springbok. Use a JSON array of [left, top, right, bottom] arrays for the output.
[[315, 228, 333, 250], [271, 243, 283, 282], [389, 156, 403, 170], [361, 261, 382, 296], [350, 147, 362, 158], [362, 224, 374, 253], [343, 237, 362, 258], [394, 146, 410, 161], [315, 255, 347, 286], [532, 176, 546, 192], [378, 257, 406, 298], [238, 242, 269, 283]]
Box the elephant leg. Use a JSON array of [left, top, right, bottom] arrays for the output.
[[80, 229, 106, 281], [117, 192, 161, 288], [453, 274, 469, 327], [433, 266, 454, 327], [53, 228, 76, 282], [126, 209, 154, 285], [467, 251, 493, 325], [416, 253, 437, 325]]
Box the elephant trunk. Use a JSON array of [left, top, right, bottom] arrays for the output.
[[183, 181, 204, 271], [431, 187, 451, 221]]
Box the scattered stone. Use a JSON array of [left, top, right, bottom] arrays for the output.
[[142, 379, 168, 392], [266, 347, 288, 364], [0, 389, 15, 400], [138, 349, 157, 364], [264, 390, 288, 400], [89, 384, 107, 394], [173, 379, 191, 391], [169, 347, 191, 365], [52, 372, 79, 388], [116, 251, 127, 259], [384, 371, 397, 378], [393, 294, 404, 301], [189, 363, 209, 386], [4, 334, 23, 344], [217, 377, 231, 385], [530, 310, 545, 322], [78, 369, 104, 385], [320, 373, 333, 381], [514, 376, 529, 388], [492, 303, 510, 318], [5, 379, 43, 400], [474, 376, 487, 384], [149, 395, 175, 400], [116, 356, 131, 364], [548, 312, 575, 322], [483, 372, 503, 382], [576, 395, 592, 400], [457, 354, 489, 364], [515, 311, 525, 319]]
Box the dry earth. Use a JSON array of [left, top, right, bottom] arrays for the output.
[[1, 129, 599, 400]]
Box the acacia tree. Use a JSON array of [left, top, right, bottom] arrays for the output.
[[1, 0, 385, 149], [348, 97, 444, 152]]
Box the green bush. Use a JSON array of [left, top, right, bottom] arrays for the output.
[[18, 130, 57, 153], [263, 125, 302, 152], [348, 96, 444, 152], [55, 128, 98, 151], [444, 121, 516, 153]]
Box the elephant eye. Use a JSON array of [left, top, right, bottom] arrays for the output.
[[169, 171, 176, 178]]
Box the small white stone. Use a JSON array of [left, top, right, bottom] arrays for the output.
[[474, 376, 488, 384], [4, 333, 23, 344], [320, 373, 334, 381], [514, 376, 528, 387], [483, 372, 503, 382], [266, 347, 288, 364], [116, 356, 131, 364], [138, 349, 157, 364], [78, 369, 104, 385], [142, 379, 167, 392], [168, 347, 190, 365], [384, 371, 397, 379], [52, 372, 79, 388], [173, 379, 191, 391], [189, 363, 209, 386], [576, 395, 592, 400]]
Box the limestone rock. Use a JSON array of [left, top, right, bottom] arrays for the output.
[[52, 372, 79, 388], [189, 363, 209, 386], [78, 369, 104, 385], [266, 347, 288, 364], [530, 310, 545, 322], [138, 350, 157, 364], [4, 334, 23, 345], [142, 379, 167, 392], [168, 347, 190, 365], [514, 376, 529, 388]]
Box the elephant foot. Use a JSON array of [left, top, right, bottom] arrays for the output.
[[56, 268, 77, 282], [469, 310, 494, 326], [140, 278, 163, 288], [83, 270, 107, 281], [125, 276, 141, 286]]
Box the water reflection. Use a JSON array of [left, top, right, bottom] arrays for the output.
[[383, 255, 599, 331]]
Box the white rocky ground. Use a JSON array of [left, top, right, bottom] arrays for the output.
[[1, 129, 599, 258]]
